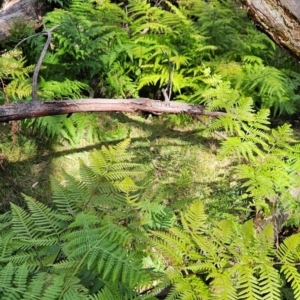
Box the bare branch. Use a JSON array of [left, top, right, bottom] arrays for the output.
[[161, 88, 170, 104], [0, 98, 226, 122], [32, 24, 60, 102]]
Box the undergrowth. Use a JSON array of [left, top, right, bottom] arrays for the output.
[[1, 0, 300, 298], [0, 134, 300, 299]]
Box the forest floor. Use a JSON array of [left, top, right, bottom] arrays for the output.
[[0, 112, 255, 219]]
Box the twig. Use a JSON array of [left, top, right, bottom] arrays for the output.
[[32, 24, 60, 102], [0, 32, 44, 55], [161, 51, 173, 105], [167, 54, 173, 101], [0, 77, 9, 104], [192, 114, 227, 139], [13, 32, 44, 50], [161, 88, 169, 104]]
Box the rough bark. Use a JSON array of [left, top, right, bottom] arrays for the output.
[[0, 98, 225, 122], [0, 0, 39, 42], [240, 0, 300, 58]]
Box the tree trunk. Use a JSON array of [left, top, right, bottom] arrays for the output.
[[0, 0, 40, 43], [240, 0, 300, 58]]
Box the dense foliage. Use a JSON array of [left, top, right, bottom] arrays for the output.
[[0, 140, 300, 299], [1, 0, 300, 298]]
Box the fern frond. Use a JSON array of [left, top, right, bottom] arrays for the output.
[[2, 252, 38, 265], [0, 262, 14, 294], [64, 234, 144, 287], [165, 269, 210, 300], [39, 78, 87, 99], [10, 204, 37, 240], [23, 194, 68, 236], [207, 270, 237, 300], [0, 231, 13, 261], [51, 175, 85, 215], [12, 263, 30, 295], [277, 233, 300, 263], [88, 286, 121, 300], [151, 232, 185, 266], [22, 272, 45, 299], [280, 265, 300, 299], [180, 200, 207, 234], [5, 79, 32, 100], [258, 265, 281, 300], [235, 266, 261, 300], [115, 176, 139, 193], [0, 263, 88, 300]]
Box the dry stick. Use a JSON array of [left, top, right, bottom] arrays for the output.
[[0, 32, 43, 55], [0, 77, 9, 104], [192, 114, 227, 139], [13, 32, 44, 50], [32, 25, 60, 102], [167, 54, 173, 101], [161, 51, 173, 105], [161, 88, 169, 104]]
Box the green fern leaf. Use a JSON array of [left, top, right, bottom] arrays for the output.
[[258, 265, 281, 300], [280, 265, 300, 299], [10, 204, 37, 240], [277, 234, 300, 263], [236, 266, 261, 300], [207, 270, 237, 300], [180, 200, 207, 234]]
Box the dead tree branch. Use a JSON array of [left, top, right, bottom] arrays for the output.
[[0, 98, 226, 122], [32, 24, 60, 102]]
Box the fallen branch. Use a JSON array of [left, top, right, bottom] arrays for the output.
[[0, 98, 226, 122]]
